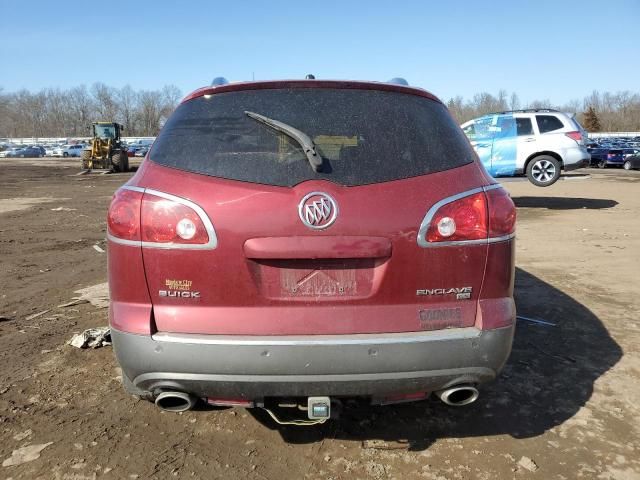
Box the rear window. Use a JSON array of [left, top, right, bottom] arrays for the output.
[[536, 115, 564, 133], [150, 88, 476, 187]]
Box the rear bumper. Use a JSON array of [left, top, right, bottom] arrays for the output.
[[564, 157, 590, 171], [112, 325, 515, 399]]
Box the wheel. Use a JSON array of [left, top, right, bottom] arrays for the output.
[[598, 160, 606, 169], [526, 155, 561, 187], [63, 152, 68, 157], [624, 160, 631, 170], [111, 151, 127, 172], [81, 150, 92, 169]]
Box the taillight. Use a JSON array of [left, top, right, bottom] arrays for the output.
[[486, 187, 516, 237], [417, 185, 515, 247], [107, 188, 142, 240], [565, 131, 582, 142], [141, 193, 209, 244], [107, 186, 217, 249], [425, 192, 487, 243]]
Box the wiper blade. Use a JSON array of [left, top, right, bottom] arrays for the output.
[[244, 111, 323, 172]]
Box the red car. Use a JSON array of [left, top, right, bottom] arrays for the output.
[[108, 79, 516, 422]]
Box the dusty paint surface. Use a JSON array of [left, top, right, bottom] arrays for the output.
[[0, 159, 639, 479]]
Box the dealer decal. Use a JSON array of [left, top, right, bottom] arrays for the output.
[[159, 279, 200, 298], [419, 307, 464, 330]]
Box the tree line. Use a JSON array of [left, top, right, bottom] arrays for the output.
[[446, 89, 640, 132], [1, 84, 640, 138], [0, 84, 182, 139]]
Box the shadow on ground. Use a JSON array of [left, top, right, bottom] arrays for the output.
[[513, 196, 618, 210], [249, 268, 622, 450]]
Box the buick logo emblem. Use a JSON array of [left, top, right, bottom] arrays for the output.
[[298, 192, 338, 230]]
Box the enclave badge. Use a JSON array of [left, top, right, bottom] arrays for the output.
[[416, 287, 472, 300]]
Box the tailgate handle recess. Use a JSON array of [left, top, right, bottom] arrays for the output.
[[243, 236, 391, 259]]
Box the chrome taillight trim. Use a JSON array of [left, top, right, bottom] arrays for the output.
[[107, 185, 218, 250], [416, 183, 515, 248]]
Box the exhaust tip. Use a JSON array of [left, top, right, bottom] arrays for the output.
[[435, 385, 479, 407], [155, 391, 197, 412]]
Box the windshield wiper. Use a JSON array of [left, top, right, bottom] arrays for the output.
[[244, 111, 323, 172]]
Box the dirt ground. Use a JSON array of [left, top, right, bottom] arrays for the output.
[[1, 158, 639, 480]]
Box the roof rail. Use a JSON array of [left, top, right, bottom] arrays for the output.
[[487, 108, 561, 115]]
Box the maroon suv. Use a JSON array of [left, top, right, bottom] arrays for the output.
[[108, 80, 516, 421]]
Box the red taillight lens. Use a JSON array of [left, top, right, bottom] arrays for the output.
[[420, 186, 516, 246], [486, 187, 516, 237], [107, 189, 142, 240], [565, 131, 582, 142], [426, 192, 487, 243], [141, 193, 209, 244]]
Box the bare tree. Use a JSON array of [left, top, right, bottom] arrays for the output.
[[1, 83, 639, 138], [117, 85, 138, 135], [92, 83, 118, 121]]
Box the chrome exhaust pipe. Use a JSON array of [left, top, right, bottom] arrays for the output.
[[155, 391, 198, 412], [435, 385, 479, 406]]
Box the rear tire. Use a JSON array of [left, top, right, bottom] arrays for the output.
[[63, 152, 68, 157], [526, 155, 561, 187], [111, 151, 127, 172], [81, 150, 92, 169], [598, 160, 607, 169], [624, 160, 631, 170]]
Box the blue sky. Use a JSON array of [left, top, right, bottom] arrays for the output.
[[1, 0, 638, 104]]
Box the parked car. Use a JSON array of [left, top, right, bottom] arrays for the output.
[[461, 109, 590, 187], [108, 79, 517, 420], [44, 145, 57, 156], [588, 148, 625, 168], [134, 147, 148, 157], [52, 145, 67, 157], [0, 147, 21, 158], [623, 155, 640, 170], [126, 146, 138, 157], [7, 146, 44, 158], [63, 144, 85, 157]]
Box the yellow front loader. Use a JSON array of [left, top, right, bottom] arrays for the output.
[[81, 122, 129, 172]]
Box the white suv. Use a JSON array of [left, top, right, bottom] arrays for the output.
[[56, 144, 85, 157], [461, 109, 590, 186]]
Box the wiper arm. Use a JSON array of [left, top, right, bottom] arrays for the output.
[[244, 111, 323, 172]]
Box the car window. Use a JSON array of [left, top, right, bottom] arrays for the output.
[[536, 115, 564, 133], [516, 118, 534, 136], [151, 88, 477, 187], [462, 123, 476, 140]]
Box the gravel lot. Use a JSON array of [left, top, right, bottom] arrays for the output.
[[1, 158, 639, 479]]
